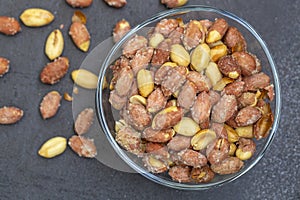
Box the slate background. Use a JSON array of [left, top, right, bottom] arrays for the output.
[[0, 0, 299, 199]]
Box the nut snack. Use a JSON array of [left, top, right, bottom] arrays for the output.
[[105, 16, 275, 184]]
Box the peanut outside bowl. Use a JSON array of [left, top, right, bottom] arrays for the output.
[[95, 5, 281, 190]]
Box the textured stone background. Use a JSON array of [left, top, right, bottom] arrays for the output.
[[0, 0, 299, 199]]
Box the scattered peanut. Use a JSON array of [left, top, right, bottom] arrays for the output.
[[0, 16, 21, 35], [0, 57, 10, 77], [0, 106, 24, 125], [20, 8, 54, 27], [71, 69, 98, 89], [39, 91, 61, 119], [38, 137, 67, 158]]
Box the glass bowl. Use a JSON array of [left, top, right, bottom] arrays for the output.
[[96, 5, 281, 190]]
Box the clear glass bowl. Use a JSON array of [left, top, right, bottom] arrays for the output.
[[96, 5, 281, 190]]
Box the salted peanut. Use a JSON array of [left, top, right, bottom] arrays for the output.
[[218, 55, 241, 79], [38, 137, 67, 158], [238, 92, 257, 108], [191, 165, 215, 183], [71, 69, 98, 89], [235, 125, 254, 138], [208, 90, 221, 106], [129, 95, 147, 106], [161, 0, 188, 8], [0, 106, 23, 124], [224, 81, 245, 97], [39, 91, 61, 119], [20, 8, 54, 27], [191, 92, 211, 124], [146, 87, 167, 113], [74, 108, 94, 135], [109, 90, 127, 110], [254, 103, 274, 139], [167, 135, 191, 151], [123, 35, 148, 58], [161, 67, 186, 94], [152, 106, 183, 130], [213, 77, 234, 91], [45, 29, 64, 60], [206, 138, 230, 165], [205, 62, 223, 86], [174, 117, 200, 137], [232, 51, 258, 76], [190, 43, 210, 72], [243, 72, 271, 91], [211, 157, 244, 174], [177, 81, 197, 109], [236, 138, 256, 160], [143, 127, 174, 143], [151, 39, 171, 66], [169, 165, 191, 183], [39, 58, 63, 87], [211, 94, 237, 123], [145, 142, 167, 155], [149, 33, 164, 48], [182, 20, 205, 50], [168, 26, 184, 45], [229, 143, 237, 156], [191, 129, 216, 151], [113, 19, 130, 43], [130, 47, 154, 75], [128, 103, 152, 130], [154, 18, 178, 37], [170, 44, 190, 67], [264, 84, 275, 101], [69, 22, 90, 52], [68, 135, 97, 158], [0, 16, 21, 35], [186, 71, 212, 92], [211, 123, 227, 139], [114, 119, 127, 133], [66, 0, 93, 8], [137, 69, 154, 97], [224, 124, 239, 143], [224, 26, 247, 53], [206, 18, 228, 43], [114, 67, 134, 96], [72, 10, 87, 24], [210, 44, 227, 62], [0, 57, 9, 77], [104, 0, 127, 8], [235, 106, 262, 126], [177, 149, 207, 168], [116, 126, 144, 155], [143, 155, 168, 173], [225, 111, 239, 129]]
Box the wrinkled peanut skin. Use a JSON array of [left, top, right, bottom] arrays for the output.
[[168, 26, 184, 45], [40, 91, 61, 119], [191, 92, 211, 124], [69, 22, 90, 51], [191, 165, 215, 183], [208, 90, 221, 106], [235, 106, 262, 126], [146, 87, 167, 113], [207, 18, 228, 42], [143, 127, 173, 143], [154, 18, 178, 37], [154, 65, 172, 85], [115, 66, 134, 97], [224, 81, 245, 97], [206, 138, 230, 165], [66, 0, 93, 8], [151, 39, 171, 66], [186, 71, 212, 92], [152, 107, 183, 130], [0, 57, 9, 77], [218, 55, 241, 78], [0, 106, 23, 124], [128, 103, 152, 130], [182, 20, 204, 50], [169, 165, 191, 183], [68, 135, 97, 158], [113, 19, 130, 43], [223, 26, 247, 53], [177, 81, 197, 109], [74, 108, 94, 135], [40, 57, 69, 85], [211, 94, 237, 123], [123, 35, 148, 58], [211, 157, 244, 174], [145, 142, 169, 159], [116, 126, 144, 155], [232, 51, 258, 76], [0, 16, 21, 35], [177, 149, 207, 168], [238, 92, 256, 108], [211, 123, 228, 139], [109, 90, 127, 110], [243, 72, 271, 91], [161, 67, 186, 94], [167, 135, 191, 151], [130, 47, 154, 75]]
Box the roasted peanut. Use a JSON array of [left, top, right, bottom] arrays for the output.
[[40, 57, 69, 85], [71, 69, 98, 89], [161, 67, 186, 95], [235, 106, 262, 126], [74, 108, 94, 135], [170, 44, 190, 67], [177, 81, 197, 109], [186, 71, 212, 92], [123, 35, 148, 58], [0, 57, 9, 77], [224, 27, 247, 53], [128, 103, 152, 130], [137, 69, 154, 97], [206, 138, 230, 165], [0, 106, 23, 125], [131, 47, 154, 75], [169, 165, 191, 183], [190, 43, 210, 72], [20, 8, 54, 27], [0, 16, 21, 35], [206, 18, 228, 43], [235, 125, 254, 138], [38, 137, 67, 158], [205, 62, 223, 86], [211, 94, 237, 123], [243, 72, 271, 91], [66, 0, 93, 8], [174, 117, 200, 137], [69, 22, 90, 52], [191, 91, 211, 124], [104, 0, 127, 8], [218, 55, 241, 79], [143, 127, 174, 143], [143, 155, 168, 173], [154, 19, 178, 37], [161, 0, 188, 8], [177, 149, 207, 168], [68, 135, 97, 158], [39, 91, 61, 119], [182, 20, 205, 50], [113, 19, 130, 43], [190, 165, 215, 183], [232, 51, 259, 76], [210, 43, 227, 62], [211, 157, 244, 174], [45, 29, 64, 60], [146, 87, 167, 113], [167, 135, 191, 151], [116, 126, 144, 155], [152, 106, 183, 130], [191, 129, 216, 151]]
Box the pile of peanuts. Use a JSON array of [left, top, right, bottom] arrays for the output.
[[108, 17, 274, 183]]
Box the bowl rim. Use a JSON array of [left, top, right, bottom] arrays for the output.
[[96, 5, 281, 190]]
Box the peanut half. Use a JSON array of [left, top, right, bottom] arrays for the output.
[[71, 69, 98, 89], [0, 16, 21, 35], [20, 8, 54, 27], [38, 137, 67, 158], [45, 29, 64, 60]]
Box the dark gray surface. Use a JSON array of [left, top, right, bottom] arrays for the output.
[[0, 0, 299, 199]]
